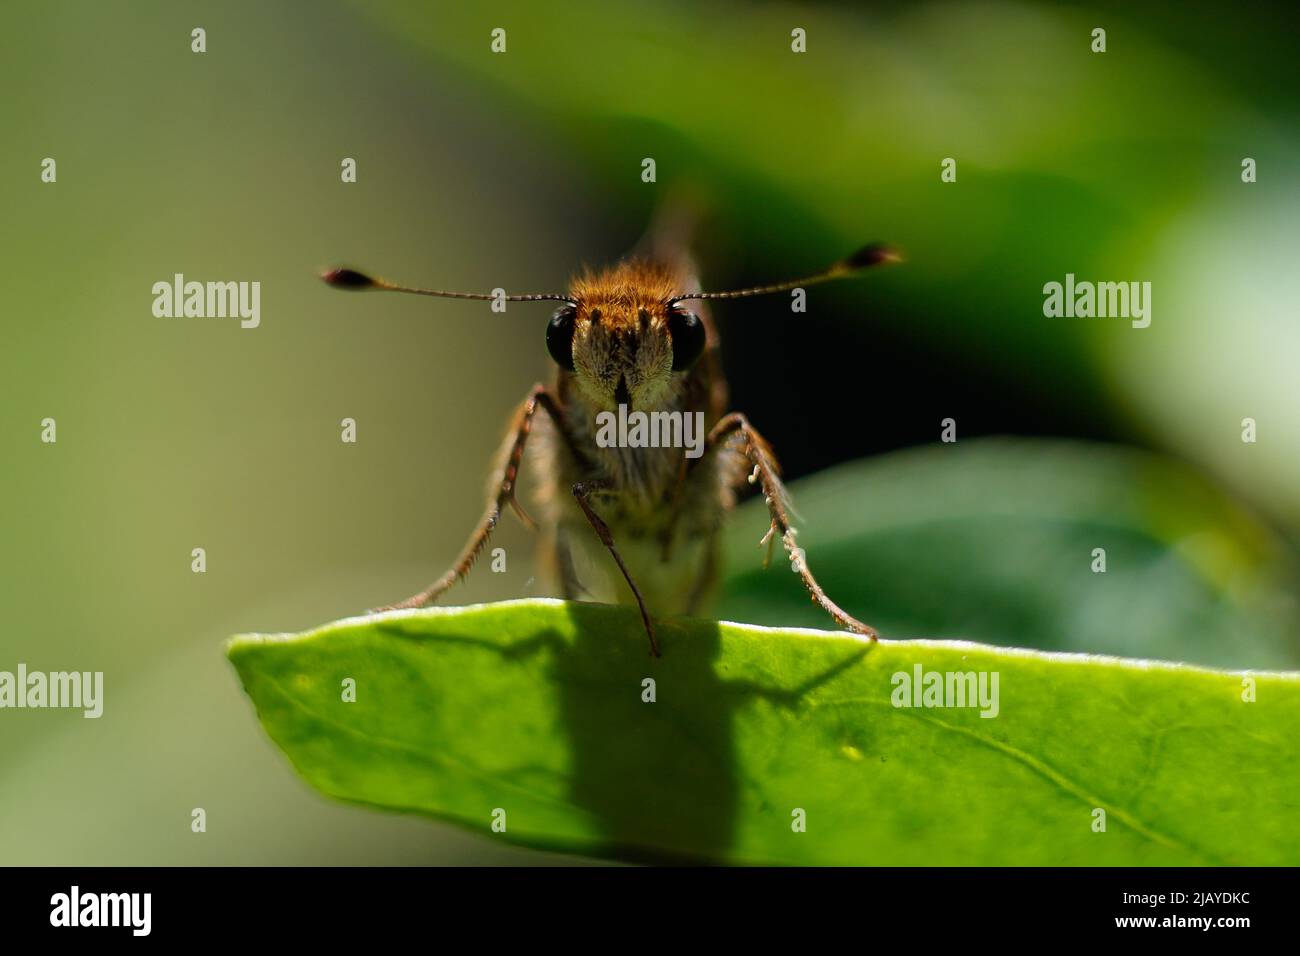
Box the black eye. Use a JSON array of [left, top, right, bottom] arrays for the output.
[[546, 305, 577, 371], [668, 307, 705, 371]]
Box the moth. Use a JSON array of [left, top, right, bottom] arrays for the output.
[[322, 226, 897, 656]]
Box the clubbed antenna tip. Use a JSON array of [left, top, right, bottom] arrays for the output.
[[320, 268, 377, 289], [843, 244, 902, 270]]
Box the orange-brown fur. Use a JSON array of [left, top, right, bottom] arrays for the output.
[[532, 258, 744, 614]]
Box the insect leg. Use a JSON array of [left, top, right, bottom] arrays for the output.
[[708, 412, 879, 640], [571, 478, 661, 657], [375, 384, 568, 611]]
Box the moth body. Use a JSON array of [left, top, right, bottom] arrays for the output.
[[322, 229, 898, 655]]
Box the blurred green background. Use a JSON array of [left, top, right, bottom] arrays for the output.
[[2, 0, 1297, 864]]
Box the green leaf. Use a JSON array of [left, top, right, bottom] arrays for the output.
[[719, 439, 1300, 670], [228, 599, 1300, 865]]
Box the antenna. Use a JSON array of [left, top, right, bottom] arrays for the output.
[[320, 268, 577, 304], [668, 243, 900, 305]]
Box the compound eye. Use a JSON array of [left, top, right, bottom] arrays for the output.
[[546, 305, 577, 371], [668, 307, 706, 371]]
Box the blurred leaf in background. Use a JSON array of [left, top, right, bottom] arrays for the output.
[[719, 439, 1300, 669]]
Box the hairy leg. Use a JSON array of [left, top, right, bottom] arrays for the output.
[[377, 384, 569, 611], [707, 412, 878, 640]]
